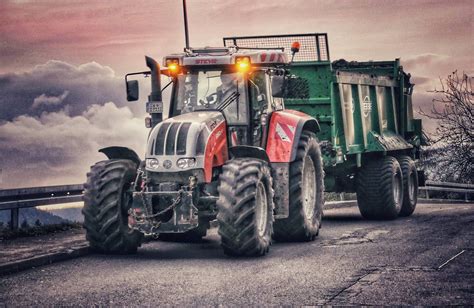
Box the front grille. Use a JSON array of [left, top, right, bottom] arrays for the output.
[[154, 122, 171, 155], [154, 122, 191, 156], [177, 123, 191, 155], [165, 123, 180, 155]]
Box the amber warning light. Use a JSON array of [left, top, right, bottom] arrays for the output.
[[235, 56, 250, 72], [166, 59, 180, 74], [291, 41, 300, 53]]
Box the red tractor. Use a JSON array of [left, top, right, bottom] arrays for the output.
[[82, 45, 324, 256]]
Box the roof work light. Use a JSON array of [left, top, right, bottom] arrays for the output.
[[166, 58, 181, 74], [235, 56, 251, 72]]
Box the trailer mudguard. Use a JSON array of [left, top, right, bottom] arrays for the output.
[[99, 146, 141, 166], [266, 110, 320, 163]]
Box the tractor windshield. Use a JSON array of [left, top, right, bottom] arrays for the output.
[[172, 70, 248, 124]]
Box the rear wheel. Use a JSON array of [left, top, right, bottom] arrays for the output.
[[356, 156, 403, 220], [397, 156, 418, 217], [217, 158, 274, 257], [273, 131, 324, 242], [82, 159, 143, 253]]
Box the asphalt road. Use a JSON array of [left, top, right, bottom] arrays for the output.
[[1, 202, 473, 306]]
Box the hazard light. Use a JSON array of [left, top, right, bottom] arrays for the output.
[[166, 58, 180, 74], [235, 56, 250, 72], [291, 41, 300, 53]]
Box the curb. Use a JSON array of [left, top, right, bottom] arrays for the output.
[[324, 200, 357, 210], [0, 244, 90, 276]]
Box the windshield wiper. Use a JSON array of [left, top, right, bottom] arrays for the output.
[[216, 91, 239, 111]]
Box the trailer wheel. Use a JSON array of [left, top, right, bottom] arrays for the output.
[[397, 156, 418, 217], [82, 159, 143, 253], [357, 156, 403, 220], [273, 131, 324, 242], [217, 158, 274, 257]]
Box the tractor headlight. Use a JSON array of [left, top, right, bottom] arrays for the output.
[[146, 158, 159, 170], [177, 158, 196, 169]]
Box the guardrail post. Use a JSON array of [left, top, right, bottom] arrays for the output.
[[466, 192, 469, 202], [426, 190, 429, 199], [10, 208, 19, 230]]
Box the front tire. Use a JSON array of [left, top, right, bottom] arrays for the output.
[[273, 131, 324, 242], [397, 156, 418, 217], [82, 159, 143, 253], [217, 158, 274, 257], [356, 156, 403, 220]]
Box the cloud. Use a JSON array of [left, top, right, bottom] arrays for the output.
[[32, 90, 70, 109], [0, 60, 139, 121], [0, 102, 147, 189]]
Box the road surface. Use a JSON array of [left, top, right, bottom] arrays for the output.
[[1, 202, 473, 306]]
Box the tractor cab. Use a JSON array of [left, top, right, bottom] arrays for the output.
[[164, 48, 289, 148]]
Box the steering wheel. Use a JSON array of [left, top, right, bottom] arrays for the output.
[[199, 92, 218, 108]]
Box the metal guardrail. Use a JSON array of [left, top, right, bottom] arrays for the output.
[[419, 181, 473, 202], [0, 181, 472, 230], [0, 184, 84, 230]]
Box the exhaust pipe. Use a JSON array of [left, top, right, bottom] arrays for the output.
[[145, 56, 163, 125]]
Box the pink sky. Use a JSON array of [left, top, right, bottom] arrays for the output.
[[1, 0, 472, 76]]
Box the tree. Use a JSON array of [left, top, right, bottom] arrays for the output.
[[35, 219, 42, 227], [420, 71, 473, 183], [21, 219, 30, 229]]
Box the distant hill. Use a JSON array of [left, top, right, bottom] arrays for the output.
[[0, 207, 69, 226], [47, 207, 83, 223]]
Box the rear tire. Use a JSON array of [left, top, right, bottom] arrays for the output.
[[82, 159, 143, 254], [397, 156, 418, 217], [273, 131, 324, 242], [356, 156, 403, 220], [217, 158, 274, 257]]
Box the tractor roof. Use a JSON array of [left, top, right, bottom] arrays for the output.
[[163, 47, 289, 67]]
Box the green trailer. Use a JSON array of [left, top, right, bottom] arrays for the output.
[[224, 33, 425, 219]]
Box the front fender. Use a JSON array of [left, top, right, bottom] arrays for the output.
[[99, 146, 141, 166], [266, 110, 320, 163]]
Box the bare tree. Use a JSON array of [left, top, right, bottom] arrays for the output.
[[420, 71, 473, 183]]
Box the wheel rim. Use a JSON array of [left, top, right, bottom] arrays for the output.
[[255, 181, 268, 237], [408, 172, 416, 203], [302, 155, 316, 221], [393, 171, 402, 207]]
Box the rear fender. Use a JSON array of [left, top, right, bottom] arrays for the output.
[[229, 145, 270, 162], [99, 146, 141, 167], [266, 110, 320, 163]]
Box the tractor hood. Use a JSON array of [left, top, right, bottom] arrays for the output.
[[145, 111, 227, 175]]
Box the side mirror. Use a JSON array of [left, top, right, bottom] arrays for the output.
[[126, 80, 139, 101], [271, 75, 285, 98]]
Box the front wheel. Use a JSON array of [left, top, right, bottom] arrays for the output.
[[273, 131, 324, 242], [217, 158, 274, 257], [82, 159, 143, 253]]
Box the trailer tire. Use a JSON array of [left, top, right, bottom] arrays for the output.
[[273, 131, 324, 242], [217, 158, 274, 257], [357, 156, 403, 220], [82, 159, 143, 254], [397, 156, 418, 217]]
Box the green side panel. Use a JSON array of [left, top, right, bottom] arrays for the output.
[[284, 59, 419, 158], [284, 61, 333, 142]]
